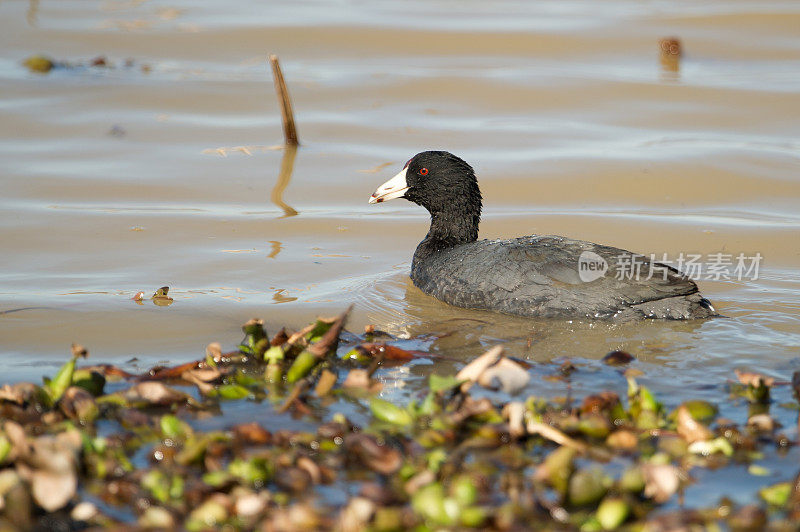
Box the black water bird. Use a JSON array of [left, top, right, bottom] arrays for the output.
[[368, 151, 717, 320]]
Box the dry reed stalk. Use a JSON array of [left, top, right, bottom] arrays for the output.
[[268, 54, 299, 146]]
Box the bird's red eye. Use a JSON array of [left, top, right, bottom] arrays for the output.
[[419, 168, 428, 176]]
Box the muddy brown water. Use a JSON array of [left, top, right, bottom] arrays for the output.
[[1, 1, 800, 502]]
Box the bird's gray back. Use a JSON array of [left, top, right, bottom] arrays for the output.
[[411, 235, 707, 319]]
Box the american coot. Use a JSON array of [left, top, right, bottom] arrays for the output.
[[368, 151, 717, 320]]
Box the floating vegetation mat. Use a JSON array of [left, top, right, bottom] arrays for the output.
[[0, 307, 798, 530]]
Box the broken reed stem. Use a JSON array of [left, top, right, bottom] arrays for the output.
[[268, 54, 299, 146]]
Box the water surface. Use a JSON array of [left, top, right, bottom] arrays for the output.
[[1, 2, 800, 501]]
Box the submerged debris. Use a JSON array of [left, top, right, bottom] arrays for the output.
[[22, 54, 151, 74], [23, 55, 55, 73], [0, 309, 797, 529]]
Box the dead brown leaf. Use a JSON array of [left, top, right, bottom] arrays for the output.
[[31, 469, 76, 512], [503, 401, 526, 438], [527, 421, 588, 453], [81, 364, 135, 380], [642, 464, 681, 503], [448, 396, 495, 425], [606, 430, 638, 450], [338, 497, 375, 532], [59, 387, 97, 423], [352, 343, 421, 362], [0, 383, 37, 405], [307, 306, 352, 358], [735, 369, 774, 387], [142, 360, 202, 381], [345, 434, 402, 475], [183, 367, 223, 383], [22, 434, 80, 512], [343, 369, 371, 390], [124, 382, 191, 406], [287, 322, 318, 346], [314, 370, 337, 397], [205, 342, 222, 361], [404, 469, 435, 495], [232, 422, 272, 445], [70, 344, 88, 359], [676, 405, 713, 443], [297, 456, 322, 484], [581, 392, 621, 415], [456, 345, 504, 392], [181, 371, 214, 395], [478, 357, 530, 394], [271, 328, 289, 347], [747, 414, 775, 432]]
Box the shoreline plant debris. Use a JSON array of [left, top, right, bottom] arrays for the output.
[[0, 307, 798, 530]]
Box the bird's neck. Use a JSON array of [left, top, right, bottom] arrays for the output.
[[421, 210, 480, 251]]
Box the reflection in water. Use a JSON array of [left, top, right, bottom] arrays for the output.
[[270, 145, 299, 218], [27, 0, 39, 27], [267, 240, 283, 259], [0, 306, 51, 315], [272, 288, 297, 303], [133, 297, 174, 307], [659, 37, 681, 81], [361, 273, 706, 363]]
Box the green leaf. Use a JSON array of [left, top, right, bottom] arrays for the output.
[[233, 371, 261, 387], [417, 392, 439, 417], [142, 470, 170, 503], [265, 363, 282, 384], [228, 457, 272, 485], [639, 385, 661, 413], [370, 397, 413, 427], [160, 415, 191, 439], [264, 345, 284, 364], [202, 471, 233, 488], [460, 507, 487, 528], [46, 356, 77, 402], [542, 446, 576, 495], [341, 348, 369, 363], [306, 319, 333, 343], [72, 369, 106, 396], [426, 448, 448, 473], [239, 318, 268, 355], [759, 482, 791, 507], [568, 467, 609, 506], [428, 374, 464, 394], [175, 432, 229, 466], [169, 475, 184, 500], [596, 497, 630, 529], [688, 437, 734, 457], [450, 475, 477, 506], [215, 384, 251, 400], [0, 435, 11, 463], [669, 400, 718, 423], [411, 483, 454, 526], [286, 350, 317, 384]]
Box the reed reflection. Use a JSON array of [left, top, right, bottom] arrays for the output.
[[270, 145, 299, 218], [27, 0, 39, 27]]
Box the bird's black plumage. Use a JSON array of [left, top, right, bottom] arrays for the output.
[[370, 151, 717, 320]]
